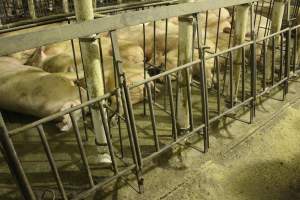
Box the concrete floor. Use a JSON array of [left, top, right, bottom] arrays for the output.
[[95, 80, 300, 200], [1, 76, 300, 200]]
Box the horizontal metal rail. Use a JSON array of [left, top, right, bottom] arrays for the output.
[[0, 0, 178, 32], [0, 0, 254, 56]]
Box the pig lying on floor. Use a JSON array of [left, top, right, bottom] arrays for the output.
[[0, 57, 85, 131]]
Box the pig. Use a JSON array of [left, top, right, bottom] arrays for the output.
[[1, 21, 68, 64], [153, 46, 216, 88], [108, 39, 144, 64], [101, 56, 150, 108], [0, 57, 85, 131]]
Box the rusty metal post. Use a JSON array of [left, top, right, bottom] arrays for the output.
[[265, 0, 286, 82], [176, 15, 193, 132], [74, 0, 109, 162], [231, 3, 250, 102]]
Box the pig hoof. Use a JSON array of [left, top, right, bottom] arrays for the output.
[[98, 153, 112, 164]]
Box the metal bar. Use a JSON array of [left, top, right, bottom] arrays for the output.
[[272, 36, 275, 85], [284, 24, 291, 97], [163, 18, 169, 111], [143, 22, 147, 116], [0, 0, 176, 31], [0, 0, 254, 56], [229, 51, 234, 108], [195, 14, 209, 152], [145, 83, 160, 151], [292, 28, 297, 74], [69, 31, 89, 142], [37, 125, 68, 200], [153, 20, 157, 103], [0, 113, 36, 200], [215, 56, 221, 115], [109, 30, 144, 192], [72, 164, 137, 200], [250, 2, 256, 121], [69, 112, 95, 187], [241, 46, 246, 101], [262, 40, 267, 90], [98, 102, 119, 174], [7, 28, 291, 137], [167, 75, 178, 141]]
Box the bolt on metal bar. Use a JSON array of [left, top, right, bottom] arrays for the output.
[[37, 125, 68, 200]]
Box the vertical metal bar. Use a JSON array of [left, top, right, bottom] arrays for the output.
[[98, 37, 106, 92], [153, 21, 157, 103], [143, 23, 147, 116], [177, 15, 193, 132], [37, 125, 68, 200], [69, 112, 95, 187], [241, 47, 246, 102], [215, 8, 221, 53], [145, 83, 160, 151], [263, 40, 267, 90], [110, 30, 144, 192], [284, 24, 291, 97], [68, 23, 89, 142], [0, 113, 36, 200], [293, 28, 297, 74], [163, 18, 168, 111], [229, 51, 234, 108], [222, 6, 235, 95], [215, 56, 221, 115], [78, 40, 94, 130], [98, 102, 119, 174], [279, 33, 284, 80], [272, 36, 275, 85], [195, 13, 209, 152], [167, 75, 178, 141], [204, 11, 208, 45], [250, 3, 257, 121], [186, 69, 194, 131]]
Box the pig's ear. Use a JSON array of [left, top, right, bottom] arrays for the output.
[[25, 46, 46, 66]]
